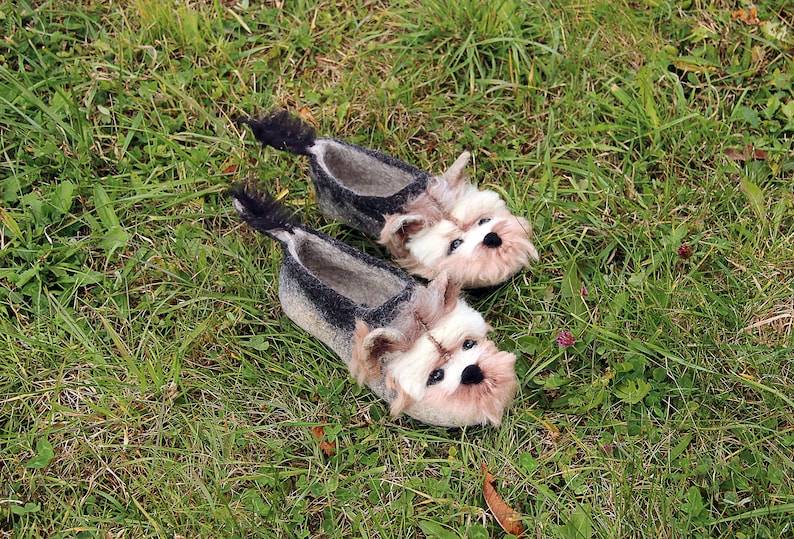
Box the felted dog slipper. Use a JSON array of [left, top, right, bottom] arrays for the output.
[[239, 110, 539, 289], [228, 181, 517, 427]]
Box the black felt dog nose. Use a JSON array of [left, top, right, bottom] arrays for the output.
[[461, 364, 485, 385], [483, 232, 502, 248]]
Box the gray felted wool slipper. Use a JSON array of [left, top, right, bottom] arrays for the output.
[[239, 110, 539, 289], [227, 181, 518, 428]]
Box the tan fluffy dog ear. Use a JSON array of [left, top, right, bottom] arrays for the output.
[[386, 373, 415, 416], [440, 151, 471, 186], [350, 323, 406, 384], [389, 388, 414, 416], [426, 271, 462, 315], [380, 214, 427, 256]]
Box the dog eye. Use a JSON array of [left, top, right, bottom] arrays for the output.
[[478, 218, 491, 226], [462, 339, 477, 350], [427, 369, 445, 386], [448, 239, 463, 254]]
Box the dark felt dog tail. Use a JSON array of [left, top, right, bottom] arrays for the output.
[[227, 181, 298, 237], [239, 109, 316, 155]]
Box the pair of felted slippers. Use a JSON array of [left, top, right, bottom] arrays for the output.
[[229, 110, 538, 427]]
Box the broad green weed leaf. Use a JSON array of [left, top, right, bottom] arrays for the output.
[[740, 177, 765, 220], [468, 525, 489, 539], [664, 223, 688, 248], [781, 100, 794, 120], [652, 367, 668, 382], [52, 180, 76, 214], [515, 334, 539, 355], [15, 264, 40, 288], [613, 378, 652, 404], [418, 520, 460, 539], [1, 175, 21, 202], [242, 488, 272, 517], [242, 335, 270, 351], [772, 197, 789, 233], [519, 452, 539, 473], [558, 508, 593, 539], [735, 105, 761, 128], [638, 65, 659, 128], [670, 433, 693, 461], [683, 486, 706, 519], [26, 438, 54, 469], [22, 191, 51, 224], [10, 502, 40, 516], [100, 225, 130, 255], [0, 206, 23, 240], [535, 372, 572, 388], [93, 184, 120, 229], [761, 20, 792, 47]]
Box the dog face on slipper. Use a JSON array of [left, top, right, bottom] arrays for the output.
[[380, 152, 539, 289], [350, 274, 518, 427]]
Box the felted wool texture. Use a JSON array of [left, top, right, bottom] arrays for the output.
[[271, 225, 416, 410], [277, 227, 415, 341], [227, 179, 413, 352], [242, 111, 538, 289], [242, 113, 431, 235], [276, 269, 396, 407], [308, 139, 432, 236], [229, 183, 519, 427]]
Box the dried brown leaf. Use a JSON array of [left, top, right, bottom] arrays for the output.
[[751, 147, 768, 160], [482, 462, 524, 537], [725, 148, 747, 161], [725, 145, 768, 162], [310, 425, 336, 457], [219, 156, 239, 175], [731, 6, 761, 25], [299, 107, 319, 128]]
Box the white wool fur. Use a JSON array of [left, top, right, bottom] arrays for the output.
[[232, 199, 247, 218], [309, 139, 329, 159], [386, 300, 488, 401], [403, 185, 514, 267], [405, 220, 458, 267], [448, 185, 506, 222], [310, 140, 332, 174], [428, 300, 489, 348], [385, 338, 437, 400]]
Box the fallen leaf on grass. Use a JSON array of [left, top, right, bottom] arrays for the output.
[[299, 107, 319, 128], [724, 148, 745, 161], [482, 462, 524, 537], [222, 160, 238, 173], [310, 426, 336, 457], [725, 145, 768, 161], [731, 6, 760, 25]]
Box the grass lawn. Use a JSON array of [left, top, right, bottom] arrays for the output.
[[1, 0, 793, 537]]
